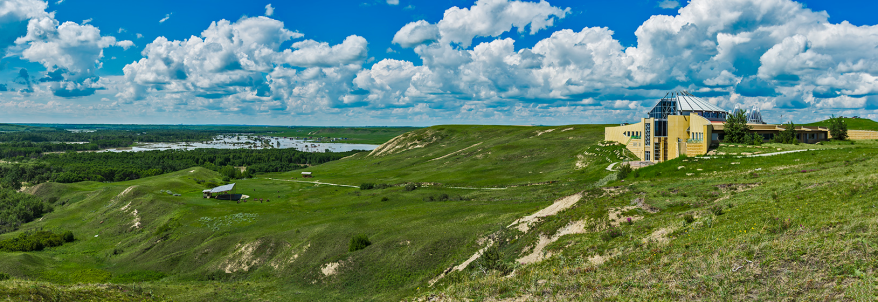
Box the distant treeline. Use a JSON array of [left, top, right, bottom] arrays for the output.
[[0, 130, 221, 158], [0, 148, 361, 188]]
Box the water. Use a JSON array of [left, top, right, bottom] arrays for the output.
[[98, 135, 378, 153]]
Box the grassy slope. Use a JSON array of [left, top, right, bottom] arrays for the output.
[[804, 117, 878, 131], [425, 141, 878, 300], [0, 124, 630, 301]]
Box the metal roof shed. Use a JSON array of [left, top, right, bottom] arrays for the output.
[[203, 183, 236, 198]]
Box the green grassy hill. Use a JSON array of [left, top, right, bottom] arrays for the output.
[[804, 117, 878, 131], [4, 125, 876, 301], [0, 124, 632, 301], [424, 141, 878, 300]]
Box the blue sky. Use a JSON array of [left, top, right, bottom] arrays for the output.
[[1, 0, 877, 125]]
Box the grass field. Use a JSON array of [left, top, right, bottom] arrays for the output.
[[0, 124, 629, 301], [1, 124, 875, 301]]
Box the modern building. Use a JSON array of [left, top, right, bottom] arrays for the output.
[[605, 91, 830, 162]]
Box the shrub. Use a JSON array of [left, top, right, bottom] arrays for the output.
[[62, 231, 74, 243], [359, 183, 375, 190], [601, 228, 623, 241], [380, 197, 389, 201], [349, 234, 371, 252], [0, 272, 9, 281], [617, 163, 633, 179], [475, 245, 510, 274], [404, 183, 418, 191], [683, 214, 695, 224]]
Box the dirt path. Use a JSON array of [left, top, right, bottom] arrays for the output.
[[264, 178, 359, 188], [429, 142, 482, 162], [508, 193, 582, 233]]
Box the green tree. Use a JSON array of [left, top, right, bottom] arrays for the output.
[[773, 122, 799, 144], [723, 109, 751, 143], [827, 115, 848, 140]]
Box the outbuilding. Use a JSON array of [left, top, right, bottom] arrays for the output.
[[203, 183, 240, 200], [301, 172, 313, 178]]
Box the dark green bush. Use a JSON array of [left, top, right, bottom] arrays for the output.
[[475, 245, 510, 274], [617, 163, 633, 179], [404, 183, 418, 191], [0, 272, 9, 281], [62, 230, 74, 242], [380, 197, 389, 201], [359, 183, 375, 190], [683, 214, 695, 224], [349, 234, 371, 252], [0, 230, 71, 252]]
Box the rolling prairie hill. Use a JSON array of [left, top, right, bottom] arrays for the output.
[[6, 125, 874, 301], [804, 117, 878, 131], [0, 124, 632, 301]]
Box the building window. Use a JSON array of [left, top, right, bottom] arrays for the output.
[[645, 151, 650, 161], [645, 123, 651, 146], [654, 141, 661, 161]]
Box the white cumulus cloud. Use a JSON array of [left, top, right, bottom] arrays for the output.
[[392, 20, 439, 48], [265, 4, 274, 16]]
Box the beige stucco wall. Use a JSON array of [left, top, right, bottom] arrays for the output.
[[848, 130, 878, 140], [604, 121, 646, 160], [686, 143, 705, 157], [688, 114, 713, 155]]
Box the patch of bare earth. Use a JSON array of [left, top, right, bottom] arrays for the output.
[[508, 193, 582, 233], [269, 242, 310, 270], [533, 128, 555, 137], [368, 130, 440, 157], [608, 206, 641, 227], [429, 142, 483, 162], [321, 261, 343, 277], [221, 240, 275, 273], [643, 227, 676, 244], [517, 220, 587, 264], [631, 196, 659, 213]]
